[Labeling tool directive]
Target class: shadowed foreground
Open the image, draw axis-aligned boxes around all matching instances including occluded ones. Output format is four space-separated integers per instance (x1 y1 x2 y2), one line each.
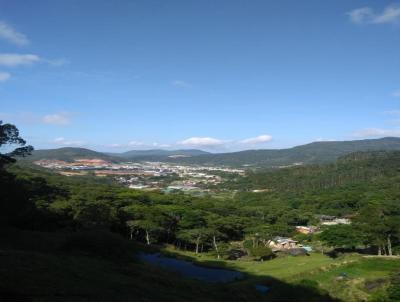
0 228 339 302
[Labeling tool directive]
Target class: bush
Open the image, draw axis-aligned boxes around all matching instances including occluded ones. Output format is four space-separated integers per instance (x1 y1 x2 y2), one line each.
242 239 254 250
248 245 274 260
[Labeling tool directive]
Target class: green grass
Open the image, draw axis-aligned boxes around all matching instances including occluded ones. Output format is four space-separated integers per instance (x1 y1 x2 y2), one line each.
301 257 400 302
162 247 400 302
162 247 345 279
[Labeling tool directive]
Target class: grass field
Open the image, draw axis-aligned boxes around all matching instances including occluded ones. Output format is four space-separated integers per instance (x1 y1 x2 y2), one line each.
162 247 400 302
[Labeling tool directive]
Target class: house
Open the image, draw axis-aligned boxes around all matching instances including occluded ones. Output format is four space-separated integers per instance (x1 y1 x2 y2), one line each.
267 237 298 251
316 215 351 226
321 218 351 226
295 226 316 234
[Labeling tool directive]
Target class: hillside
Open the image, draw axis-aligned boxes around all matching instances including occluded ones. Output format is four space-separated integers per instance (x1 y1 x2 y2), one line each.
24 147 121 163
223 150 400 193
22 137 400 168
166 137 400 167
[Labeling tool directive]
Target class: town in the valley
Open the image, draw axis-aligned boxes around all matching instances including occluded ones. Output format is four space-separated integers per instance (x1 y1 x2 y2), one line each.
34 158 245 194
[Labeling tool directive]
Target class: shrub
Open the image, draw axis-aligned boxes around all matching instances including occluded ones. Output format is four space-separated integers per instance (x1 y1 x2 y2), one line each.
248 245 274 260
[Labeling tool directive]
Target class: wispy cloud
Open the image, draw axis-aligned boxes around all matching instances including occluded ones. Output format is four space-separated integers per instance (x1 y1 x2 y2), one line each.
240 134 272 144
0 53 40 67
392 90 400 97
315 138 336 142
107 141 170 149
384 110 400 116
0 21 29 46
352 127 400 138
42 112 72 125
348 7 374 24
43 58 69 67
0 111 74 126
0 71 10 82
177 134 273 149
383 110 400 125
178 137 224 147
348 4 400 25
106 135 274 151
128 140 145 147
54 137 85 146
152 142 171 148
172 80 192 88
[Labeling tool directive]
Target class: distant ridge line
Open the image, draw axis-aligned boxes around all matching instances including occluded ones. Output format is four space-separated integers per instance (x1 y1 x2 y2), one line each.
25 137 400 168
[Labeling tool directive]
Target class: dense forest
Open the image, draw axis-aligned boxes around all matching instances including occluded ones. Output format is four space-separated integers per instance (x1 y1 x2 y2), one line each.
4 146 400 258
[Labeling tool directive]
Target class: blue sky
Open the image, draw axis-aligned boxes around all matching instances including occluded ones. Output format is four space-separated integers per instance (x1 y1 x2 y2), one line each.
1 0 400 152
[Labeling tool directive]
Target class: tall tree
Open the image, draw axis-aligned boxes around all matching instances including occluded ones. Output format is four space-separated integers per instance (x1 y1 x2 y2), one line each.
0 121 33 169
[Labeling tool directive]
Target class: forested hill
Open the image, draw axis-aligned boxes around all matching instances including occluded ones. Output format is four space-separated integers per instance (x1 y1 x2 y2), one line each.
224 150 400 192
24 147 122 162
24 148 209 163
165 137 400 167
23 137 400 168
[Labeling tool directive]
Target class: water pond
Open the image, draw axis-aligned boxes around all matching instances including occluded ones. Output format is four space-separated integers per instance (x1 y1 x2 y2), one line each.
138 252 244 283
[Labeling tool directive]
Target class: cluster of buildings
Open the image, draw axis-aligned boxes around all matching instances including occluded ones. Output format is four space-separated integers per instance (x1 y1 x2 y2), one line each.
265 215 353 254
294 215 352 236
34 158 244 193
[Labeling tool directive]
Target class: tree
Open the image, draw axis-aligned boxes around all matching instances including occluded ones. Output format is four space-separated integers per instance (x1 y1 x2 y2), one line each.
0 121 33 168
123 204 165 245
319 224 363 250
73 201 117 229
176 228 210 254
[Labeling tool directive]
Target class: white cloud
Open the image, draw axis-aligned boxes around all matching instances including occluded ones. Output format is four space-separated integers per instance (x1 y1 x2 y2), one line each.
178 137 224 147
0 21 29 46
43 58 69 67
384 110 400 116
0 112 74 125
0 53 40 67
42 113 71 125
348 4 400 25
373 5 400 24
152 142 171 148
108 141 171 149
352 128 400 138
383 110 400 125
0 71 10 82
128 140 145 147
240 134 272 144
172 80 192 88
348 7 374 24
392 90 400 97
108 143 123 148
315 138 336 142
108 141 145 148
53 137 85 146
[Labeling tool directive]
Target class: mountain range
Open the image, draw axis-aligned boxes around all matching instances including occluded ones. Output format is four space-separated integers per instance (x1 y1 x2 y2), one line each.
23 137 400 168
